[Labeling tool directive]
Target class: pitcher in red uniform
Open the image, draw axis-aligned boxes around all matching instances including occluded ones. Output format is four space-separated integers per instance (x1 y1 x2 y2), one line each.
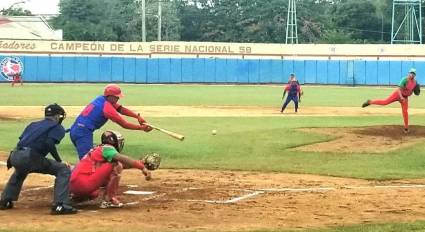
70 130 152 208
362 68 420 133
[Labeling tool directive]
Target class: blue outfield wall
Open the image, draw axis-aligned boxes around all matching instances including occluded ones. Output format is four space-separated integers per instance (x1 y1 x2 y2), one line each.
0 55 424 85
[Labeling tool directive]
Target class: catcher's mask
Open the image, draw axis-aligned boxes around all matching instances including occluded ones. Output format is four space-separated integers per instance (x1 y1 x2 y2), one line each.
101 130 125 152
45 103 66 124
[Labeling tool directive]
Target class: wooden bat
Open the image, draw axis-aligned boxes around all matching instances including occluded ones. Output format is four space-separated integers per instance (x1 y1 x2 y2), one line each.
145 124 185 141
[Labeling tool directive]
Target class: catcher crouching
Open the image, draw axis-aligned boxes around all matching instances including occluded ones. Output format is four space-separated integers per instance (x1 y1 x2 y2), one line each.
70 130 160 208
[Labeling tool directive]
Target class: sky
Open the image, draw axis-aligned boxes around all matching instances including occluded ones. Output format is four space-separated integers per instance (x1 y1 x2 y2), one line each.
0 0 59 15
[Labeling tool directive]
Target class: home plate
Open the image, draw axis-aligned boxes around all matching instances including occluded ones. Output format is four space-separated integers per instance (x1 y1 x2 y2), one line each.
124 190 155 195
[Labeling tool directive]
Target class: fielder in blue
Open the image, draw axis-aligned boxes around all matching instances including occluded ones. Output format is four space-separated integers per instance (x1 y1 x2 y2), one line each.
70 84 152 160
280 73 302 113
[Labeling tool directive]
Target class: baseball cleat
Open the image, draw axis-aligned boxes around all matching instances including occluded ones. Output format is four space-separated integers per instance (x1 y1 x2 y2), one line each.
100 198 123 209
362 100 370 108
0 199 13 210
51 203 78 215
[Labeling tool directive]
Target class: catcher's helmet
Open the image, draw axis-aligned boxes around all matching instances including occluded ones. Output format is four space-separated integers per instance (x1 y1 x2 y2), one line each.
101 130 125 152
45 103 66 124
104 84 124 98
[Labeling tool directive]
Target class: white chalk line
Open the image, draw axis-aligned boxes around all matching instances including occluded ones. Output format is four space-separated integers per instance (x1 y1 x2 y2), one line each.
124 201 140 206
186 185 425 204
186 190 264 204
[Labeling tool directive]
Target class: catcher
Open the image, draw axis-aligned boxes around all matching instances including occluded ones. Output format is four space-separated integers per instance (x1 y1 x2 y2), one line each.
69 130 161 208
362 68 420 133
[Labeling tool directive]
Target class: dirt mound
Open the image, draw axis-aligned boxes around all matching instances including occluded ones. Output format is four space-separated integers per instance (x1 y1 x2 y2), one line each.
356 125 425 138
293 125 425 153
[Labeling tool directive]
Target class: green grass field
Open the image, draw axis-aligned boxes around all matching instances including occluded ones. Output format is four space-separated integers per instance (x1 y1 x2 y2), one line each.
1 83 424 107
1 83 425 232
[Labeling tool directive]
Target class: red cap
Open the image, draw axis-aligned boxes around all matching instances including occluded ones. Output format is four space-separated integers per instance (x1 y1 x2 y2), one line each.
104 84 124 98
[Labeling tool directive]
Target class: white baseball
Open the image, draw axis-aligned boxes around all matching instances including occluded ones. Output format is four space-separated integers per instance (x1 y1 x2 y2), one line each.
212 129 217 135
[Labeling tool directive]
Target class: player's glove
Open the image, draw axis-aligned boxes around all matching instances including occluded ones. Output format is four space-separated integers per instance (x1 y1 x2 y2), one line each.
413 83 420 96
142 153 161 170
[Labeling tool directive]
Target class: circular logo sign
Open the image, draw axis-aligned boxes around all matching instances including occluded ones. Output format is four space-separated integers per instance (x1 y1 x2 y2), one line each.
1 57 24 81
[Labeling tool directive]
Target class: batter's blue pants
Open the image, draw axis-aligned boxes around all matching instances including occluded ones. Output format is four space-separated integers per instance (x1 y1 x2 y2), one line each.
70 126 94 160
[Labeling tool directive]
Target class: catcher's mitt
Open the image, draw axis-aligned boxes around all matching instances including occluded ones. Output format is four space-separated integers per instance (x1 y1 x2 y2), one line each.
413 83 420 96
142 153 161 170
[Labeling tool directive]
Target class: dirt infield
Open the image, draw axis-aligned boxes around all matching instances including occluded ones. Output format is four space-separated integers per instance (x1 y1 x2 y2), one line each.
2 164 425 232
2 105 425 119
2 106 425 231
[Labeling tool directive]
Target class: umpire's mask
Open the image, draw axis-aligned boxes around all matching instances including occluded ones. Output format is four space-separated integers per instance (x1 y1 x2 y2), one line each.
45 103 66 124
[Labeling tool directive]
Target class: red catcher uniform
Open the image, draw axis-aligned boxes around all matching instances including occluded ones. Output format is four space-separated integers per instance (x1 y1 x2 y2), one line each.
365 72 417 131
70 144 126 201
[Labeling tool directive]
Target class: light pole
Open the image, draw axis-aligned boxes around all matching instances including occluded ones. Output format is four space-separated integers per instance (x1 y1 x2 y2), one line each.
157 0 162 41
138 0 163 42
142 0 146 42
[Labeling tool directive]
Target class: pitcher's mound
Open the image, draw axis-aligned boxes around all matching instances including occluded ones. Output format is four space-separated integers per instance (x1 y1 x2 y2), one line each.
293 125 425 153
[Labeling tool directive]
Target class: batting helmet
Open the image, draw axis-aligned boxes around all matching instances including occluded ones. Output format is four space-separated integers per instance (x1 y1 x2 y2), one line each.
104 84 124 98
101 130 125 152
45 103 66 124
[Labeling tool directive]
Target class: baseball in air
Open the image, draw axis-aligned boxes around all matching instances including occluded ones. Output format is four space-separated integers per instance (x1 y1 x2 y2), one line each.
212 129 217 135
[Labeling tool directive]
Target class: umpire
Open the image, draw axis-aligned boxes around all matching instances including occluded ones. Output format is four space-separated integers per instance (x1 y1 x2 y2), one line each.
0 103 77 215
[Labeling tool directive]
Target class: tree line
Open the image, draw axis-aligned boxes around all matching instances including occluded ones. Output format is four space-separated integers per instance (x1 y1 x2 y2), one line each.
2 0 423 44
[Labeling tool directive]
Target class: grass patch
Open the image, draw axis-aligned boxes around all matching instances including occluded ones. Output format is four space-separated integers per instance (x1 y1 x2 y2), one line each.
0 83 423 108
1 115 425 180
1 84 425 180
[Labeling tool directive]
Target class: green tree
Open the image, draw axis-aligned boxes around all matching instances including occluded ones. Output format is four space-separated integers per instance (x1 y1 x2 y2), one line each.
329 0 382 43
144 0 181 41
52 0 398 43
53 0 181 42
0 7 32 16
52 0 116 41
319 29 360 44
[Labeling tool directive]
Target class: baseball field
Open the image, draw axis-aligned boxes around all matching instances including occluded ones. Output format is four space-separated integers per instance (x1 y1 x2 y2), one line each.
1 83 425 232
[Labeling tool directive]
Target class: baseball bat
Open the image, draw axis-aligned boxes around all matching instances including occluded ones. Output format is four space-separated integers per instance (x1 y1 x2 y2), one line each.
145 124 185 141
